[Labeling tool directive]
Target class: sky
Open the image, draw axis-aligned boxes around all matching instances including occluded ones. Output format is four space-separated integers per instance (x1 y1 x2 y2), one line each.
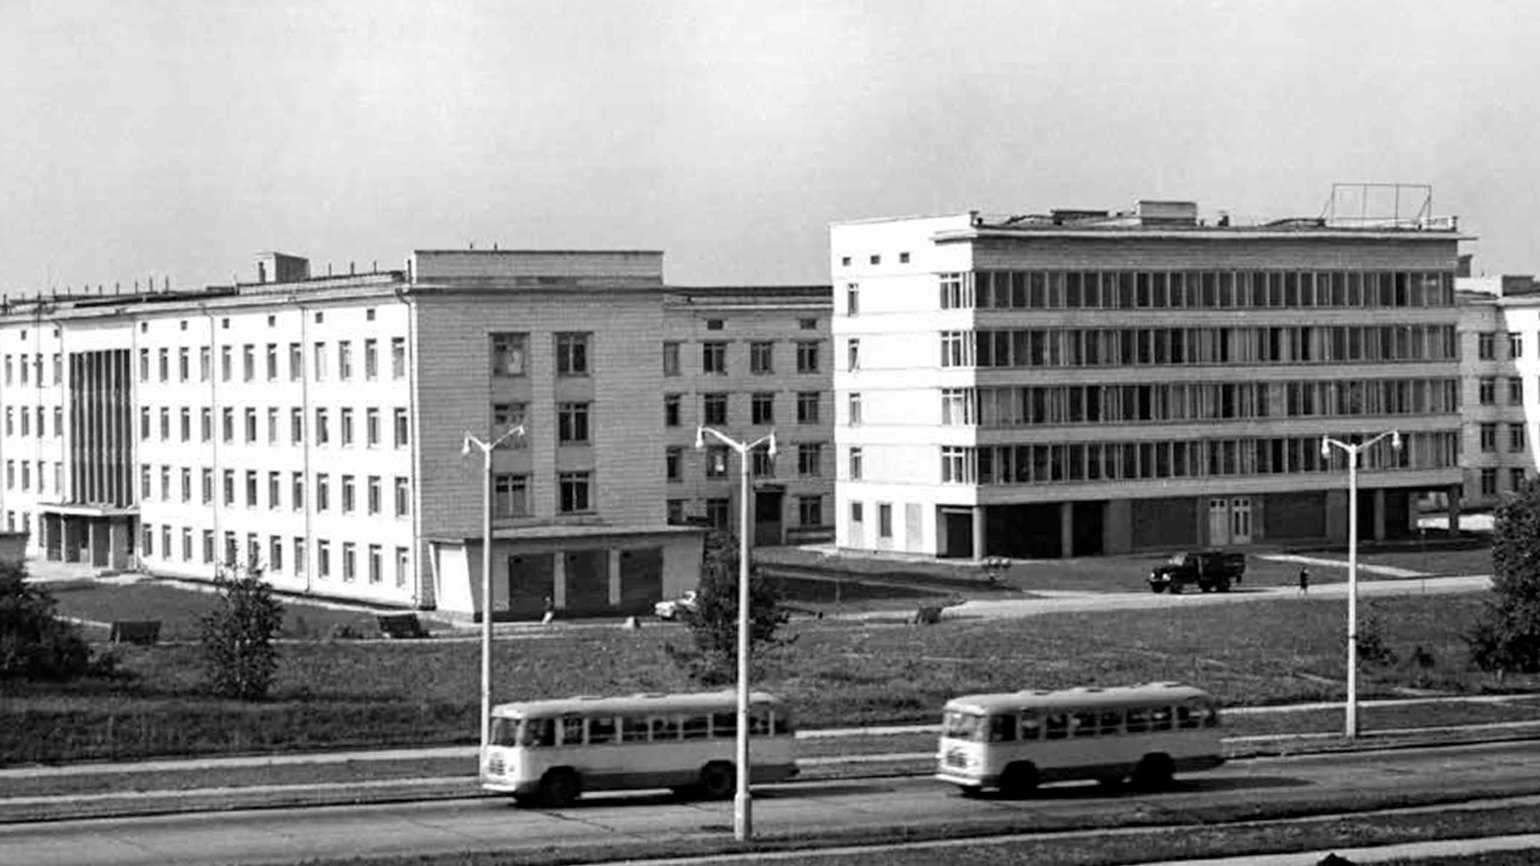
1 0 1537 294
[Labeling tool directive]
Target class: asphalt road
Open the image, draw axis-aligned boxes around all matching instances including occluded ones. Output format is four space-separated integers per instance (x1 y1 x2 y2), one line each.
5 740 1538 866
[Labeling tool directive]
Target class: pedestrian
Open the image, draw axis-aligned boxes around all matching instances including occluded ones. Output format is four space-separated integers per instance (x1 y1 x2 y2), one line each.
1297 566 1310 596
541 594 556 626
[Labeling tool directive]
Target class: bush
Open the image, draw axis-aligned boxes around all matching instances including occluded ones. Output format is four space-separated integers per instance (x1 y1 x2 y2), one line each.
665 530 793 686
200 565 285 700
0 559 96 683
1468 481 1540 676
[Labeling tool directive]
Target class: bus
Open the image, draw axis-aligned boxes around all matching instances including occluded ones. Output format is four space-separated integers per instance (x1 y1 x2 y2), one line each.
481 690 798 807
935 682 1223 796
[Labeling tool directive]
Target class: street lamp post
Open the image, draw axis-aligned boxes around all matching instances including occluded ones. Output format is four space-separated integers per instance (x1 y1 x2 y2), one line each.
1321 429 1401 740
463 423 527 763
695 424 777 842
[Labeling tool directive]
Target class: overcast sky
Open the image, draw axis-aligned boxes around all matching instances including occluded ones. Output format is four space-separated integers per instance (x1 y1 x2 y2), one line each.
1 0 1535 294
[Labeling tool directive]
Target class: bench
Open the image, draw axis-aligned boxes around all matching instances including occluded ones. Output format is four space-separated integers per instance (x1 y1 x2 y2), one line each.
109 620 161 645
377 613 429 639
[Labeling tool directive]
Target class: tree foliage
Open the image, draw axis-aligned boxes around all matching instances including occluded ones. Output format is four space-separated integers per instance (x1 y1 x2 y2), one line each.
1469 481 1540 675
200 565 285 700
665 530 792 686
0 559 96 683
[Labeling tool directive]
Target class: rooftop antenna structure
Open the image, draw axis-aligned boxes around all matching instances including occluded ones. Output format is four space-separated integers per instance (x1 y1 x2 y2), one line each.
1321 183 1434 229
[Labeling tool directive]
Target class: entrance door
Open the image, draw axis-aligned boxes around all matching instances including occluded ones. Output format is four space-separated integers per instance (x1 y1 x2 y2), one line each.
1229 497 1253 545
1207 498 1231 546
754 490 783 546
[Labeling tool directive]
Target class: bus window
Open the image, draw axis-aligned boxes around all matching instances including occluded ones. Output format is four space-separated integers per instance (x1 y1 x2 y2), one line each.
652 716 680 741
1125 707 1149 734
749 708 772 735
942 710 983 741
1176 705 1199 729
1098 709 1123 736
1071 710 1099 737
589 716 617 745
491 717 520 747
521 717 555 748
1150 706 1173 731
621 715 651 742
1204 704 1220 728
712 712 736 738
989 714 1016 742
771 710 793 736
560 716 585 745
1044 713 1069 740
1019 711 1042 741
682 714 710 740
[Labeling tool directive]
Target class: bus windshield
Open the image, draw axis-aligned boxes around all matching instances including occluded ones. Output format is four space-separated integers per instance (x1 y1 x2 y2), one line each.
490 716 556 748
942 709 984 741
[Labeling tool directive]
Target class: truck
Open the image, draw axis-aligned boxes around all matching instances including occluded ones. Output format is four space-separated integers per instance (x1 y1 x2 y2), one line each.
1147 551 1246 594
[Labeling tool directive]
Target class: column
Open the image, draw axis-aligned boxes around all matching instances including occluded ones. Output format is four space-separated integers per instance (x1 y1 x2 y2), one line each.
1059 502 1074 559
608 548 622 607
971 505 986 559
1372 489 1386 542
1447 484 1462 533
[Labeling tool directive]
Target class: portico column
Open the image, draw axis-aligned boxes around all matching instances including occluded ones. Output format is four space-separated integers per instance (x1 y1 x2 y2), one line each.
1373 489 1386 542
1059 502 1074 558
971 505 986 559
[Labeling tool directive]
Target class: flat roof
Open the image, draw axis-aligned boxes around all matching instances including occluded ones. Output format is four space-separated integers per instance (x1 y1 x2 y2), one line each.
945 683 1215 714
426 523 705 545
492 689 785 718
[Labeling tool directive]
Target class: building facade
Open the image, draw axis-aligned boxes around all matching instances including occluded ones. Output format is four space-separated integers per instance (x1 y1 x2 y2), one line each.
0 251 828 616
1452 274 1539 510
830 201 1467 559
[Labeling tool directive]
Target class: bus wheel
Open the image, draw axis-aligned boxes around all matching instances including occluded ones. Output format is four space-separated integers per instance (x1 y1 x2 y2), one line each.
699 761 736 800
1132 754 1175 791
998 762 1038 798
539 768 582 807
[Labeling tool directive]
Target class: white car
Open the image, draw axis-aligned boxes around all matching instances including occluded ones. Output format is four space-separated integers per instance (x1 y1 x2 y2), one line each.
653 590 698 621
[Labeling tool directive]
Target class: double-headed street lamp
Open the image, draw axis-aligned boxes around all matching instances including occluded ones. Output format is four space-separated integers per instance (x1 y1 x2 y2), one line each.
1321 429 1401 740
694 424 776 842
463 423 527 761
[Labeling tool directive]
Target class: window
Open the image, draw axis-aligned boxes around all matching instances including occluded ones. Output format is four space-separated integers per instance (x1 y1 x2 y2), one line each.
198 345 211 381
137 349 148 382
1480 378 1497 406
493 473 529 518
798 495 823 526
179 408 191 441
394 476 411 517
555 332 590 375
941 388 976 425
662 341 680 376
391 337 407 378
941 446 974 482
1481 467 1498 497
366 408 381 446
269 471 281 509
340 408 355 446
318 540 331 580
266 344 278 380
1511 331 1524 359
848 446 863 480
847 338 860 371
315 408 330 445
667 499 686 524
339 474 355 513
138 407 149 440
664 394 681 427
394 408 409 447
492 403 526 444
846 282 859 315
202 530 215 564
799 317 818 330
868 254 880 265
705 318 724 331
221 408 234 443
797 391 820 424
182 528 193 561
705 446 729 478
289 342 303 380
1510 423 1528 452
222 469 235 505
796 341 820 373
1510 377 1525 405
750 341 774 374
245 470 258 507
220 345 232 381
1512 468 1528 494
666 447 682 482
557 402 590 443
270 536 284 573
202 468 213 503
878 503 892 538
706 497 730 529
396 547 409 587
702 341 727 374
267 407 278 443
703 393 728 425
291 407 304 444
1478 332 1496 360
313 341 327 380
752 448 775 478
899 251 910 264
178 347 190 381
367 475 382 514
242 344 255 381
752 392 775 425
368 545 382 584
292 472 305 510
338 340 352 380
181 468 192 502
244 407 257 442
491 332 527 376
295 538 308 576
847 392 862 425
798 443 822 476
364 339 378 380
559 471 592 513
316 473 330 511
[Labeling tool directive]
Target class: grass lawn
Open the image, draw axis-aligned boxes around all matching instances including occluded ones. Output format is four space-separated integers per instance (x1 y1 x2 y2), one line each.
6 587 1536 766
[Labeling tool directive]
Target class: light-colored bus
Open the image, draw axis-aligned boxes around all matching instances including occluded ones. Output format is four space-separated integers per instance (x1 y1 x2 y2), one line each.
936 682 1223 796
481 690 798 806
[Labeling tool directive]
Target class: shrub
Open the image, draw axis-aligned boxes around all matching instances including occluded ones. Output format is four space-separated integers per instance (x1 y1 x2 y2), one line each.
1468 480 1540 676
1357 609 1396 667
0 559 96 683
665 530 793 686
200 565 285 700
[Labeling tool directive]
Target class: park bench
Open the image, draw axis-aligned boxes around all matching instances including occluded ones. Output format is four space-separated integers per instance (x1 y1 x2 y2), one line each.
109 620 161 645
377 613 429 639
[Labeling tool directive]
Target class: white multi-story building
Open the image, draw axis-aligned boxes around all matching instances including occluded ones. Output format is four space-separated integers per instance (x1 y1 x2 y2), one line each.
830 200 1467 559
1453 272 1538 509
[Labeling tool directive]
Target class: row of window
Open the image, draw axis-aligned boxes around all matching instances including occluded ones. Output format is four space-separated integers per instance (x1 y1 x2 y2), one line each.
138 466 413 516
666 443 824 481
139 525 409 588
136 405 411 449
494 708 791 749
1 405 62 439
489 332 590 377
664 391 822 428
927 433 1459 485
3 460 59 494
662 340 823 377
1477 422 1529 454
935 379 1462 427
1 353 62 387
1477 377 1527 406
665 494 826 530
838 251 910 269
932 270 1455 311
939 325 1459 369
942 703 1218 743
1476 467 1531 498
126 338 408 386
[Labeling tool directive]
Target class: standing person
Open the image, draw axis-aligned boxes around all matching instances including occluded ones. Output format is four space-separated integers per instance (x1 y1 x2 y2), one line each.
1297 566 1310 596
541 594 556 625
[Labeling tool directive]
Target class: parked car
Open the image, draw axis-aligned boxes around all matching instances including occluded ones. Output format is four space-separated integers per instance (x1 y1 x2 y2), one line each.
653 590 698 620
1148 551 1245 594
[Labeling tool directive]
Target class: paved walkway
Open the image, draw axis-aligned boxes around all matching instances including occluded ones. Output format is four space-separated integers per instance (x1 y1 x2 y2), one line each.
1139 833 1540 865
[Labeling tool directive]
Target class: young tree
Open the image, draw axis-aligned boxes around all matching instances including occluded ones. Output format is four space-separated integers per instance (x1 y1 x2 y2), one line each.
200 564 285 700
665 530 792 686
1468 480 1540 676
0 559 94 682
